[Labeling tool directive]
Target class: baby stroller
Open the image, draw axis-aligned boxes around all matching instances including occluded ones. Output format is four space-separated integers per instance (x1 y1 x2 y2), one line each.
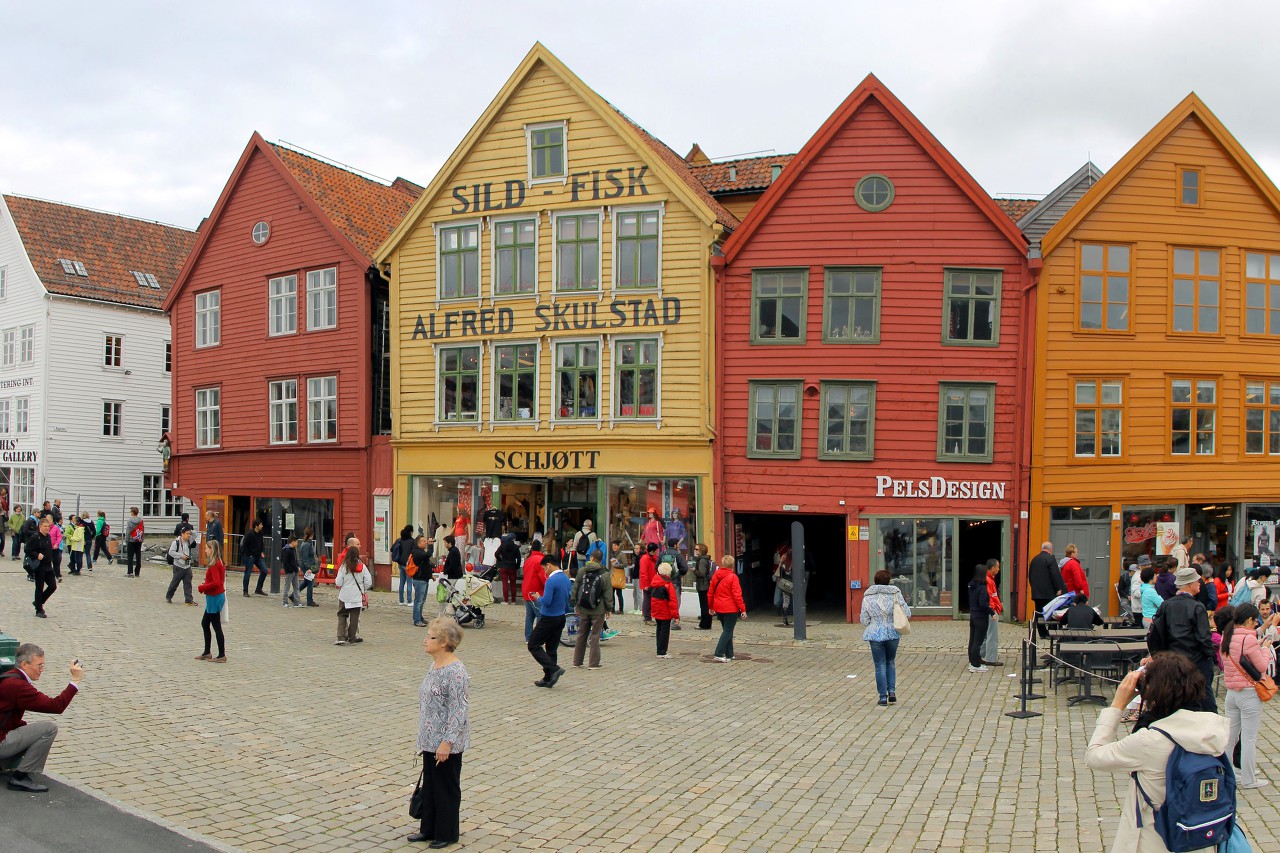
436 568 495 628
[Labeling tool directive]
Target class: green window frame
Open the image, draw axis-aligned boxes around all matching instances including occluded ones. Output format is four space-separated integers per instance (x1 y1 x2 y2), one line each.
615 210 660 290
528 124 565 181
493 219 537 296
493 343 537 422
823 268 880 343
555 214 600 293
1244 380 1280 456
819 382 875 460
751 269 807 344
1079 243 1130 331
943 269 1001 345
1172 247 1219 334
555 341 599 420
614 337 659 419
1245 252 1280 337
937 383 994 463
438 346 480 423
748 381 801 459
439 224 480 300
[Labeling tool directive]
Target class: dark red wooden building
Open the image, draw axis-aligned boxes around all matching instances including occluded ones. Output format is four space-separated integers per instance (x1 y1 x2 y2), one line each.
163 134 419 585
713 76 1032 621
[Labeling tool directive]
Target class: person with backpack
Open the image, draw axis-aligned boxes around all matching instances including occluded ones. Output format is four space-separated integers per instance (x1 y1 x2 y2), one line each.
658 538 688 630
64 516 85 575
165 528 196 605
280 535 302 608
569 519 597 575
124 507 144 577
393 525 415 609
1085 651 1232 852
297 526 319 607
692 543 714 630
570 557 611 669
92 511 112 566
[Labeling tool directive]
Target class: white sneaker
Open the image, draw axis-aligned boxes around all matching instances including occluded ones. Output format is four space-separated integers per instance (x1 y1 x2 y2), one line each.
714 656 730 662
967 664 989 673
1242 779 1271 789
282 602 291 608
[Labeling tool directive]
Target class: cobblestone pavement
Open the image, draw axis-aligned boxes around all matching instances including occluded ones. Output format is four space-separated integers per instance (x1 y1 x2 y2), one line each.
3 563 1279 852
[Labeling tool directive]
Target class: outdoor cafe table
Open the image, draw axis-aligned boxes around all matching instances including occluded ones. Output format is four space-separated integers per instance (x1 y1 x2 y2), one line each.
1057 641 1149 705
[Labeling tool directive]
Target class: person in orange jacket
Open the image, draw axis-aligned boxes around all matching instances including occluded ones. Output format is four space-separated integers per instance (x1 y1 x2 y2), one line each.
650 564 680 659
980 558 1004 667
708 555 747 662
639 542 659 625
1061 544 1089 598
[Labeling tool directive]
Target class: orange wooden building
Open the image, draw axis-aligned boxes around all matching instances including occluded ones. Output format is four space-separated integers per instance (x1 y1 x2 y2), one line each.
1030 94 1280 613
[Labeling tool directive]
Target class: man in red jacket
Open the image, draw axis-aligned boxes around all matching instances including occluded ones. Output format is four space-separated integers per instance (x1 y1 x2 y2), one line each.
0 644 82 792
639 542 659 626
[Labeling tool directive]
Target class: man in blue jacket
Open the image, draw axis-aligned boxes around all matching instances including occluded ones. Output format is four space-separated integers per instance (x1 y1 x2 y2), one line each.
528 555 570 688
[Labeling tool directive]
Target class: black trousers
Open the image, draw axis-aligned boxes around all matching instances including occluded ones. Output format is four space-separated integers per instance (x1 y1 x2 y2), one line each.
34 570 56 613
201 611 225 657
1197 658 1217 713
418 751 462 844
528 615 565 678
126 540 142 575
655 619 671 655
1032 597 1052 639
697 588 711 629
51 550 62 577
968 614 989 667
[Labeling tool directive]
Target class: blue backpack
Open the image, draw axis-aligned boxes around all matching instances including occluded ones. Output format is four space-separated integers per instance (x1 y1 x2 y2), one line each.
1132 727 1236 852
1230 582 1252 606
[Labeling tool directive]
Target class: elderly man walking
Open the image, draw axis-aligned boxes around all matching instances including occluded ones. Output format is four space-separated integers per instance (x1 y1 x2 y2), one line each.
1148 565 1217 712
1027 541 1064 639
0 644 83 792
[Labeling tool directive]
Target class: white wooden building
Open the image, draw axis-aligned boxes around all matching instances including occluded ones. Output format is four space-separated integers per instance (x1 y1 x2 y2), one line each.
0 194 197 529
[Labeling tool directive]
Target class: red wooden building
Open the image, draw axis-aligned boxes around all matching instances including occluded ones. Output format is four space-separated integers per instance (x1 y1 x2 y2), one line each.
163 134 419 585
713 76 1032 621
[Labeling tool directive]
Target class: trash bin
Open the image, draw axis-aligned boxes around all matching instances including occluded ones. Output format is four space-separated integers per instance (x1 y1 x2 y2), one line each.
0 632 18 674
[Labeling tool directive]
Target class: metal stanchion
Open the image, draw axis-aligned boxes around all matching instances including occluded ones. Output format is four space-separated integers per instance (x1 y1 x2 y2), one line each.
1006 637 1043 719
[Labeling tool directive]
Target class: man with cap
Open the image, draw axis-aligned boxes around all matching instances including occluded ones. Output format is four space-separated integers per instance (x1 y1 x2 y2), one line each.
1147 564 1216 712
528 554 570 688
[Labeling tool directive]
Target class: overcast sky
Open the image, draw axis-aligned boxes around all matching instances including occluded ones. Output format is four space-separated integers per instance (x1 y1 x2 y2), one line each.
4 1 1280 229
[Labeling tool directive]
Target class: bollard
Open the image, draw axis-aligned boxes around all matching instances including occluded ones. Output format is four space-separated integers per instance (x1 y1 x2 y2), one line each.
1006 638 1043 719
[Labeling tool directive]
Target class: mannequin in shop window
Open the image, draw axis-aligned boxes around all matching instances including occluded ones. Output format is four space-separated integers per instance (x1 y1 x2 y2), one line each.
665 511 688 555
641 510 663 549
452 513 471 545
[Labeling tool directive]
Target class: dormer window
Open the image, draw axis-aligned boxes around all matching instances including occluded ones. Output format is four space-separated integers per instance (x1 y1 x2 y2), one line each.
526 121 567 183
131 271 160 289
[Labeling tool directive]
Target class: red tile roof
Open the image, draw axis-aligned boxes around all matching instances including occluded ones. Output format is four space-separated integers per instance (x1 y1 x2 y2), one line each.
4 195 197 310
269 144 421 260
993 198 1039 222
690 154 797 195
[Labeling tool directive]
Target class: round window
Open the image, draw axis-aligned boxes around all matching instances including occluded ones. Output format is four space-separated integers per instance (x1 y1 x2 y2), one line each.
251 221 271 245
855 174 894 212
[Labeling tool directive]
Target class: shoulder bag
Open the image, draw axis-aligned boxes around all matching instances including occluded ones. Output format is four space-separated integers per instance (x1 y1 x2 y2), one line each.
892 591 912 635
1226 640 1277 702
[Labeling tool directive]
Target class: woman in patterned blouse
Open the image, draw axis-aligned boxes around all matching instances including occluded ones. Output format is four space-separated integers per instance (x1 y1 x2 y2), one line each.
407 617 470 848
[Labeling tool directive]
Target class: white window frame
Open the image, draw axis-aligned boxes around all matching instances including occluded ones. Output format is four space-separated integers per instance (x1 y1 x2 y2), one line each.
10 467 34 508
195 290 221 348
268 379 298 444
551 336 604 427
1 328 14 368
0 399 9 434
160 404 170 436
525 120 568 186
195 387 220 448
103 333 123 368
306 267 338 331
307 375 338 443
142 474 162 517
490 340 541 426
102 400 123 439
435 220 482 303
268 275 298 337
0 266 6 299
434 344 483 427
19 326 33 364
550 209 603 296
610 203 665 294
15 397 28 434
609 334 662 425
489 215 539 300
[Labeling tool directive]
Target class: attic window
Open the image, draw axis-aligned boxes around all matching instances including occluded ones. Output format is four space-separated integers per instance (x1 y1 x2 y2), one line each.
73 261 87 276
252 221 271 245
58 258 76 275
132 271 160 289
855 174 895 213
770 165 783 182
727 165 737 182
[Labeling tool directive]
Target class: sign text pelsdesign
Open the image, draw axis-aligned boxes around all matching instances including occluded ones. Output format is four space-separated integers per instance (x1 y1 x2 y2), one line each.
874 475 1007 501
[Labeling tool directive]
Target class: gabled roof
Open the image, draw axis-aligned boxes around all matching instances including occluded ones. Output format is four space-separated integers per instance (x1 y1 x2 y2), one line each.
722 74 1027 264
376 42 736 263
4 194 196 310
1042 94 1280 256
1016 161 1102 231
691 154 797 195
165 133 418 312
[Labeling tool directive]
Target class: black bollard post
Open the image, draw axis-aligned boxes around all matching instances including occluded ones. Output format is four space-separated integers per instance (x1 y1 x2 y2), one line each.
1007 638 1043 719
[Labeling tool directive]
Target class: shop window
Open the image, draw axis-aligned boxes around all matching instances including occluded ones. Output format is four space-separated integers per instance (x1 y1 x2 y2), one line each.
1 328 13 366
1244 380 1280 455
438 346 481 423
1247 507 1280 571
613 337 658 419
555 341 599 420
823 268 879 343
1079 243 1129 331
1244 252 1280 336
752 269 807 343
307 376 337 442
1170 378 1216 456
195 290 220 348
269 379 298 444
819 382 874 459
103 334 123 368
1121 507 1179 566
555 214 600 293
944 269 1001 345
0 400 8 434
268 275 297 336
493 219 537 296
439 223 480 300
527 122 566 183
1178 166 1202 207
606 477 697 555
15 397 28 434
748 381 801 459
494 343 537 422
877 518 951 609
410 477 486 552
102 400 123 438
614 209 661 290
1073 379 1123 457
19 326 33 364
10 466 34 508
937 383 993 462
306 267 337 330
195 387 220 448
1172 247 1219 333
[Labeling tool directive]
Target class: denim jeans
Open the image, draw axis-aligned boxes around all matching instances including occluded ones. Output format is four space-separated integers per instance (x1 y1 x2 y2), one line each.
399 566 413 604
714 612 739 659
869 638 900 699
242 556 267 593
524 599 540 642
299 575 316 604
411 578 429 624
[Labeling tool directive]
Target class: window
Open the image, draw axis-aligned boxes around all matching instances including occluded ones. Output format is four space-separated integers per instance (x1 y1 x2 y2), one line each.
195 291 220 348
307 376 337 442
439 224 480 300
614 209 660 290
10 467 34 508
823 268 879 343
131 271 159 289
527 122 566 182
855 174 894 212
103 334 123 368
555 341 599 420
0 400 8 434
1073 379 1123 458
555 214 600 293
493 220 537 296
1244 253 1280 336
1170 378 1216 456
251 221 270 245
1244 380 1280 456
102 401 123 438
1 329 14 367
164 341 171 373
164 486 185 517
944 269 1001 345
493 344 537 421
0 266 6 298
142 474 162 517
1172 248 1219 333
938 384 993 462
819 382 875 459
268 379 298 444
306 267 337 330
195 388 220 448
748 381 801 459
1079 244 1130 331
268 275 297 336
751 269 807 343
19 326 33 364
1179 167 1202 207
438 346 481 422
15 398 28 434
58 259 86 276
614 338 659 419
160 405 170 436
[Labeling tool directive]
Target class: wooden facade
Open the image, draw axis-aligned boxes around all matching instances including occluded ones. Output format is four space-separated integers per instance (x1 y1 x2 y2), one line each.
1031 94 1280 613
715 76 1030 621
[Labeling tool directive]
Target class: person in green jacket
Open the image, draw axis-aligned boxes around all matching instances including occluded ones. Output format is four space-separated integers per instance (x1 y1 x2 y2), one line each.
7 505 25 560
569 559 612 669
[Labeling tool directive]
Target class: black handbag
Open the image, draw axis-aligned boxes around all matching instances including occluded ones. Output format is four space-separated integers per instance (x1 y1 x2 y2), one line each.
408 763 425 819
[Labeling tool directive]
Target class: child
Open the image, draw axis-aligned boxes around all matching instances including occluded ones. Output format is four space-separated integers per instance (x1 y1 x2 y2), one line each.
281 536 301 607
650 563 679 659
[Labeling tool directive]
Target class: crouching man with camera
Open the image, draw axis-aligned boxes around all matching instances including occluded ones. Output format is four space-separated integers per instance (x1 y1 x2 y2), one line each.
0 644 83 792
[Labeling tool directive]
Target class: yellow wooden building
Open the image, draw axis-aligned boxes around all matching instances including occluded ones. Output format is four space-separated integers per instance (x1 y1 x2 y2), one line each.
1030 93 1280 613
376 43 736 559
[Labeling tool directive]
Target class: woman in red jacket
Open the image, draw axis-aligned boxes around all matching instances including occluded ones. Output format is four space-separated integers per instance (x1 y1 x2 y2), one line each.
1060 544 1089 598
196 541 228 663
650 564 680 659
708 555 747 662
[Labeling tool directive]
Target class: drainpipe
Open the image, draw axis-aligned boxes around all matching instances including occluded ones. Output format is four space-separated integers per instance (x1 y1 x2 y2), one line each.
711 251 727 557
1016 256 1042 620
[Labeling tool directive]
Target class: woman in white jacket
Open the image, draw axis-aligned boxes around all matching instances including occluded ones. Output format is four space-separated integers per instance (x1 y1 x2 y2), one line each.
1085 651 1230 852
334 539 372 646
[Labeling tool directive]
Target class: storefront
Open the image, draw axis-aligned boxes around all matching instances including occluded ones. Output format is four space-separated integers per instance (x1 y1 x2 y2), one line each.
0 438 38 512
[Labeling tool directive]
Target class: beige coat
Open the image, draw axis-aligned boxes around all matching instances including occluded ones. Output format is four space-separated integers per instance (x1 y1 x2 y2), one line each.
1086 706 1229 852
